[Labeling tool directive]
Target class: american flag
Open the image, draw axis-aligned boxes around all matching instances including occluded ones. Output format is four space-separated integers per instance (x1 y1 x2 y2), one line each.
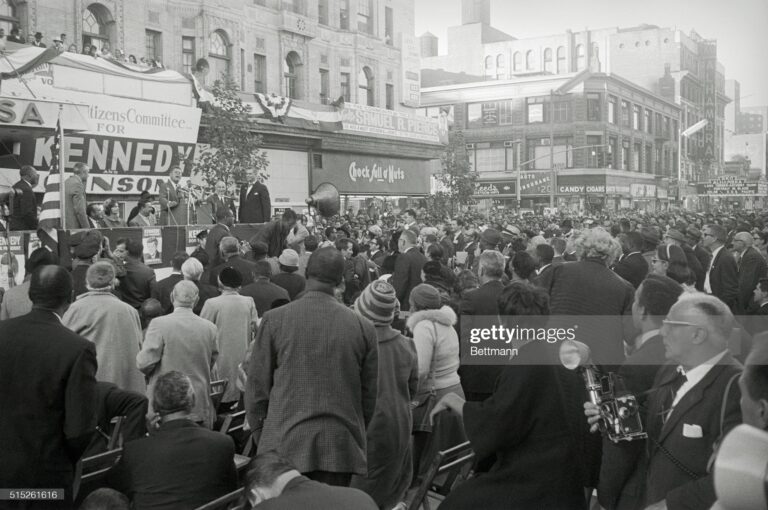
37 116 63 250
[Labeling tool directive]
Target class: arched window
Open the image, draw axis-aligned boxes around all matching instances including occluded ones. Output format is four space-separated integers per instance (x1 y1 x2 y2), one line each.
496 54 505 68
556 46 566 73
525 50 534 70
484 55 493 70
208 30 231 83
543 48 553 73
82 3 114 52
513 51 521 71
0 0 18 35
283 51 302 99
576 44 585 70
358 66 374 106
496 54 505 79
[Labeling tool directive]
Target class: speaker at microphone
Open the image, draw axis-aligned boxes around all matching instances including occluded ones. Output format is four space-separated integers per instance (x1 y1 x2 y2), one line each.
306 182 340 217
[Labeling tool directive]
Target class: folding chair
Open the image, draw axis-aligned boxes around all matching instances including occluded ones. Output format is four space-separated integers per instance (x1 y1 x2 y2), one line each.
402 441 475 510
210 380 228 410
107 415 124 450
193 488 245 510
72 447 123 500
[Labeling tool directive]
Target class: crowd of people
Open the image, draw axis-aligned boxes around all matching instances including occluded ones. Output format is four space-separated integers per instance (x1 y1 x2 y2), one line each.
1 201 768 509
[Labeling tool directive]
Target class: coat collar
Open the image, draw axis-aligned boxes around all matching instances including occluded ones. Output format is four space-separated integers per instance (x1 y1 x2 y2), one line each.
158 418 201 432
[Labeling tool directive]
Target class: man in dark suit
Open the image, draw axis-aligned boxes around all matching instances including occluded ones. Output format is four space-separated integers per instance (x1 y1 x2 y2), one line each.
108 371 237 509
83 381 148 458
391 229 426 312
151 251 189 314
240 260 290 316
733 231 768 314
205 207 235 268
208 236 256 287
686 227 711 277
458 250 506 402
241 453 377 509
119 238 157 309
532 242 558 289
158 166 192 226
612 231 649 289
551 237 567 265
205 180 236 223
0 266 98 506
6 165 38 230
239 168 271 224
702 224 739 312
64 162 90 229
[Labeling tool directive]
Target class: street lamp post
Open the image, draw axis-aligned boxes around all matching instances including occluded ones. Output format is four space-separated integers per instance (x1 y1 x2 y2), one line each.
678 119 709 206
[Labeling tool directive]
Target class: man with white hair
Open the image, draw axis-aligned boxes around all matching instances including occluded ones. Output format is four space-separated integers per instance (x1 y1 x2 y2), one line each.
63 261 145 394
137 281 219 428
209 236 257 288
732 231 767 314
181 257 220 315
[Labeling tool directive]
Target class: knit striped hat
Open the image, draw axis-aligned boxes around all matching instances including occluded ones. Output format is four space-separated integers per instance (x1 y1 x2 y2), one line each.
355 280 399 326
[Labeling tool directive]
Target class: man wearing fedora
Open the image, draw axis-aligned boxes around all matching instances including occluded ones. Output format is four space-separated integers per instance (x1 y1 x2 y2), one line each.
271 249 306 300
664 228 704 290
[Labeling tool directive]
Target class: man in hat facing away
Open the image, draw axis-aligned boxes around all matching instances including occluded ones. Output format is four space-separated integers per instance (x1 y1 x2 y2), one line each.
246 247 378 487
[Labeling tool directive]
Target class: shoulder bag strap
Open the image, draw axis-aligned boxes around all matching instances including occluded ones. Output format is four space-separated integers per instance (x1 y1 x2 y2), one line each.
428 322 438 395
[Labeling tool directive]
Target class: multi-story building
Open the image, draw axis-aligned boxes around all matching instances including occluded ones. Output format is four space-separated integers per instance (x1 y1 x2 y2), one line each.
8 0 442 210
738 106 768 134
420 0 729 186
420 70 681 213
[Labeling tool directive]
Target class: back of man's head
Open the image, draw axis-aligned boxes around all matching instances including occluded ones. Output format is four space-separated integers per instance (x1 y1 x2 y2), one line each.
25 247 58 274
172 279 199 308
401 229 417 247
535 243 554 265
125 238 143 258
220 236 240 258
253 260 273 279
29 265 72 310
86 261 116 290
80 488 130 510
153 371 195 416
306 246 344 286
625 231 644 253
550 237 566 256
139 298 163 327
172 251 190 271
244 453 297 503
304 236 318 253
181 257 204 281
706 224 728 244
478 250 505 279
638 274 684 319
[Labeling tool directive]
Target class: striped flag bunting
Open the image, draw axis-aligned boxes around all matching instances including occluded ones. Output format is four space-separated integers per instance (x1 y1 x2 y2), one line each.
37 116 63 251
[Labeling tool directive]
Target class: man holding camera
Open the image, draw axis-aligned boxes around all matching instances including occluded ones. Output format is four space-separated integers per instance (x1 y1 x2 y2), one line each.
586 292 742 510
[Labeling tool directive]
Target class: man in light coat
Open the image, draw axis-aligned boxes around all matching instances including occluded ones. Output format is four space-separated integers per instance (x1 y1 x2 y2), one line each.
137 280 219 428
64 261 146 394
245 247 378 487
200 267 259 408
64 162 89 229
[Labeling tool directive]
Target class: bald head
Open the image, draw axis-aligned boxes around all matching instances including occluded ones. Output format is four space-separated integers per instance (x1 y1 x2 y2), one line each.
29 265 73 311
662 293 733 368
171 280 199 308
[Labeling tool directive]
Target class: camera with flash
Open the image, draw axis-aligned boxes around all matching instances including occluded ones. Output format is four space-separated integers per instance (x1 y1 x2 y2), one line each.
560 339 647 443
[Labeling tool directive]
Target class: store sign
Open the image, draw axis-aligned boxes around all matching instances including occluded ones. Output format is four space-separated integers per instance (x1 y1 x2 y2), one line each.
313 153 430 195
698 176 768 196
342 102 441 144
657 187 668 199
557 174 606 194
519 172 552 195
400 34 421 108
474 180 515 196
699 40 717 163
606 185 631 194
631 183 657 198
558 184 605 193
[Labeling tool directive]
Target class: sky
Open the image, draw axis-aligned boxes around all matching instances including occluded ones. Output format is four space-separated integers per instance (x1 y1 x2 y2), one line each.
414 0 768 107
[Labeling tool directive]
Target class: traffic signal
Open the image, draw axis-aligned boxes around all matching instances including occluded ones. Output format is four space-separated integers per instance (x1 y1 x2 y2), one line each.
606 151 614 169
596 151 605 168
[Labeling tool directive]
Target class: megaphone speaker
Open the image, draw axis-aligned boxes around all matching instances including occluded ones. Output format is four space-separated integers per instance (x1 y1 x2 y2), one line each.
306 182 340 217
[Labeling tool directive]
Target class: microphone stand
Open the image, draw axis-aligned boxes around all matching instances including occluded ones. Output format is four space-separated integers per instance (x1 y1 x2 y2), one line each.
1 202 16 288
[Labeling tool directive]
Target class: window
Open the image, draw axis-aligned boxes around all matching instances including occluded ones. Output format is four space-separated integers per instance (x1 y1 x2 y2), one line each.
645 109 652 133
655 146 662 174
525 50 534 70
608 95 617 124
253 54 266 93
358 66 374 106
633 143 641 171
498 100 514 125
319 0 329 25
587 93 601 121
384 7 393 45
526 137 573 169
645 145 653 173
182 36 195 75
340 0 350 29
319 69 329 104
527 97 545 124
673 119 679 141
552 101 571 123
556 46 566 73
621 139 629 170
82 4 113 52
284 51 302 99
496 54 505 80
632 105 641 130
0 0 18 35
145 30 161 63
663 117 671 139
473 143 505 173
586 135 602 168
655 112 663 136
576 44 585 70
282 0 305 15
208 30 231 83
543 48 553 73
513 52 521 71
467 103 482 128
466 102 500 128
484 55 493 71
608 137 618 169
340 72 351 101
386 84 394 110
358 0 373 34
621 100 631 128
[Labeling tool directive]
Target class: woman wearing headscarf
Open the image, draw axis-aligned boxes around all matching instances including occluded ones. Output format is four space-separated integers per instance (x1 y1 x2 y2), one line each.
406 283 465 485
350 281 418 509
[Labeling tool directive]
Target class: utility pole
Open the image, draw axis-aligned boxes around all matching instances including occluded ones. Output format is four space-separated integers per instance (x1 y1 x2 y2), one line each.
549 89 555 208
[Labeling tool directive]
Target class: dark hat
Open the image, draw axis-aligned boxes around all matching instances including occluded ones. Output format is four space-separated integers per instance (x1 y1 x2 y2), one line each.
306 246 344 286
34 32 42 39
409 283 441 310
249 239 268 257
665 228 686 243
195 229 208 240
74 230 103 259
355 280 398 326
640 226 660 245
686 227 702 242
480 228 501 247
69 231 86 247
218 266 243 288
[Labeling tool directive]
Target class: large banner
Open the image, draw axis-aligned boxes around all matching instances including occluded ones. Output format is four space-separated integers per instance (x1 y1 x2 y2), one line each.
313 153 431 195
341 103 442 144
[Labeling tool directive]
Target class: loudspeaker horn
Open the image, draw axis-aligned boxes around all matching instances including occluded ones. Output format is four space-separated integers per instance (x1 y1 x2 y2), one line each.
306 182 340 217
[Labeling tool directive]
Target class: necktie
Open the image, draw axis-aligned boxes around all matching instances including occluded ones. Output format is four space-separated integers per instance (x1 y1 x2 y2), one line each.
661 369 687 424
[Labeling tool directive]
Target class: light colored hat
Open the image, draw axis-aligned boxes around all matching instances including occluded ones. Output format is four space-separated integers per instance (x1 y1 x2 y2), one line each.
278 249 299 267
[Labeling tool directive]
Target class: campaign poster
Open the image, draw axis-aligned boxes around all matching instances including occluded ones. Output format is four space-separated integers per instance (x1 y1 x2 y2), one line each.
27 232 42 255
142 227 162 266
186 226 206 255
0 233 25 289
